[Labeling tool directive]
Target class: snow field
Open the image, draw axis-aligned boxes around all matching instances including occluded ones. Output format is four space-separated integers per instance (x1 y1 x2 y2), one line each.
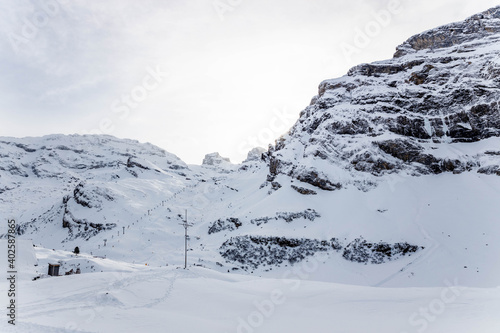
0 264 499 333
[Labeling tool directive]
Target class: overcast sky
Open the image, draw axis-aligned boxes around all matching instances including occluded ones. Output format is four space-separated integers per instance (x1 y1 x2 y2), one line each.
1 0 498 164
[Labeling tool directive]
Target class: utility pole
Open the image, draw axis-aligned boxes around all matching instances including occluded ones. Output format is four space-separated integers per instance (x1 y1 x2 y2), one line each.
179 209 193 269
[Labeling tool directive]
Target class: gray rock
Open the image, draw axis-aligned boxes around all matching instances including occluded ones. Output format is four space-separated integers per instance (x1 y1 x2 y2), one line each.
202 152 231 166
264 6 500 189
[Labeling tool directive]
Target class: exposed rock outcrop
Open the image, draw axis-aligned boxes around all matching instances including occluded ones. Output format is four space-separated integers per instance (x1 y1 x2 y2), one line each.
265 6 500 190
342 237 423 264
220 235 342 269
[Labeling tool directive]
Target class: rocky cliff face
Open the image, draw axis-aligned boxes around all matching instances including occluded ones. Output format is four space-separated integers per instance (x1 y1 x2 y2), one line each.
266 6 500 191
394 7 500 57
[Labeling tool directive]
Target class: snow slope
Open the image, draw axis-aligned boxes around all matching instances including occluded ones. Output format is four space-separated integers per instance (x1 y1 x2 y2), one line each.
1 135 499 290
0 259 499 333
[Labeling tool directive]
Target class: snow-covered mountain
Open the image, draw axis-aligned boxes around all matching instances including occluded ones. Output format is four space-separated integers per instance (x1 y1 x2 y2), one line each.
266 6 500 192
0 134 193 239
1 6 500 293
1 7 500 333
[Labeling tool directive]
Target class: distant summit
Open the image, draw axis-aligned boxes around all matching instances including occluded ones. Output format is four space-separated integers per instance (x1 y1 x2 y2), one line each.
202 152 231 166
243 147 266 163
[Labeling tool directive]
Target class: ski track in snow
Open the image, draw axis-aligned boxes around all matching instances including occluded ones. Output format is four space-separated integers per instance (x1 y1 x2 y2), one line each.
373 200 440 287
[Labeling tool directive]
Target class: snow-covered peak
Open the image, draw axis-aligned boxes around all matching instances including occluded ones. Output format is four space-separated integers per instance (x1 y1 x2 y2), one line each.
266 8 500 192
202 152 231 166
243 147 266 163
0 134 188 179
394 5 500 57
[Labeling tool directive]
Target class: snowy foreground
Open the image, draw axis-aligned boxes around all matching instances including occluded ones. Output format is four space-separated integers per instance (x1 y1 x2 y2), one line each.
1 246 499 333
